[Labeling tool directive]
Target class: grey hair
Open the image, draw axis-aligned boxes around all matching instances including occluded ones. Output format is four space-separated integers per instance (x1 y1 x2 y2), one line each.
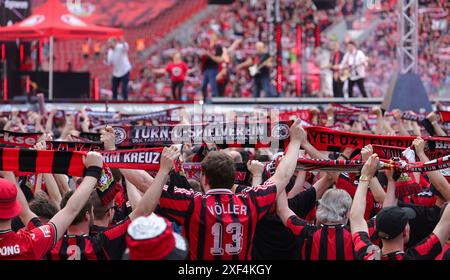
316 189 352 224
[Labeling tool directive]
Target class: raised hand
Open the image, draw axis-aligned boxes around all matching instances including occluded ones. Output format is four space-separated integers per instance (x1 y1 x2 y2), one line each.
160 145 180 172
361 145 373 162
361 154 379 179
84 151 104 168
247 160 265 177
100 126 116 151
289 118 307 145
412 137 426 155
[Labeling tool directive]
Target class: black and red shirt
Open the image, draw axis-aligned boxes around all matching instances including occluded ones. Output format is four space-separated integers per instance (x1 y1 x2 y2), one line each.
400 189 437 208
47 218 131 260
0 218 57 260
286 215 354 260
353 231 442 260
216 62 229 84
157 180 277 260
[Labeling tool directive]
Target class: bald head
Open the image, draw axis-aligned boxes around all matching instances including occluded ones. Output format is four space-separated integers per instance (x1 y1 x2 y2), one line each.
256 42 265 53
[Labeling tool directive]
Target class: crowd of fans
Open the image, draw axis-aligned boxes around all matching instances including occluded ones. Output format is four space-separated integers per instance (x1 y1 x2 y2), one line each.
125 0 448 100
0 102 449 260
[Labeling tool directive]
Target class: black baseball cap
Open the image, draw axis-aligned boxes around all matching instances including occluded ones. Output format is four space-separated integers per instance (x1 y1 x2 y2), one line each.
375 206 416 240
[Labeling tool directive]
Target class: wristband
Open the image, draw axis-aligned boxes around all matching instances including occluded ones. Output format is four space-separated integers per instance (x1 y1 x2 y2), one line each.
431 120 438 125
359 175 371 182
84 166 102 180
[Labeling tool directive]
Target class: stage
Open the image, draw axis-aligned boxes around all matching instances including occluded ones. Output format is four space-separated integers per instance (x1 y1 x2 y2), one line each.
1 97 448 114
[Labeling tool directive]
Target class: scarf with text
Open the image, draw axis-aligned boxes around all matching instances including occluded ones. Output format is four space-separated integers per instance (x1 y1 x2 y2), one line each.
112 121 292 149
304 126 450 153
0 130 42 148
46 141 104 151
371 144 448 161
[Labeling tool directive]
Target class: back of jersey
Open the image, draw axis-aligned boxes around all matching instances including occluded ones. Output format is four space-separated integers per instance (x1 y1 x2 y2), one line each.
188 191 256 260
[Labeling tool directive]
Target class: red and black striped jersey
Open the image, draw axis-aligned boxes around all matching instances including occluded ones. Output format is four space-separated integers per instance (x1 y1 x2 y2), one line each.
286 215 354 260
353 231 442 260
157 180 277 260
435 242 450 260
0 219 57 260
400 189 437 208
47 218 131 260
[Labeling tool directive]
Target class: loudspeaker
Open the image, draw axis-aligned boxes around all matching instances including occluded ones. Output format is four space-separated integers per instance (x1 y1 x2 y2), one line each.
313 0 336 10
208 0 234 4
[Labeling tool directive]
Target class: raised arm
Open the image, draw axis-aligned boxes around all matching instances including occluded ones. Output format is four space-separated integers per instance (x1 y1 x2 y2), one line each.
427 112 447 137
301 140 330 160
350 154 379 235
392 109 410 136
53 174 71 196
369 176 386 205
152 68 166 75
313 172 336 199
372 107 385 135
414 137 450 200
0 171 37 225
35 140 62 205
43 174 62 207
49 152 103 240
45 109 56 134
247 160 265 186
124 179 143 211
104 48 113 65
270 119 304 195
360 145 386 204
287 170 306 199
432 202 450 247
236 58 253 70
128 146 180 220
276 190 296 227
382 171 398 208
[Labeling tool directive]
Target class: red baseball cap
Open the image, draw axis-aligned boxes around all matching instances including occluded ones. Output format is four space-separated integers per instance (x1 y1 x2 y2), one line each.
125 214 188 260
0 178 22 219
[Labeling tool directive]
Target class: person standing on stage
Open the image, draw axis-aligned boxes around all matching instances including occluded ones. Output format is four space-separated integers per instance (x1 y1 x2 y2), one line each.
236 42 274 98
104 38 132 101
340 41 368 98
200 35 223 103
153 51 194 101
330 42 345 98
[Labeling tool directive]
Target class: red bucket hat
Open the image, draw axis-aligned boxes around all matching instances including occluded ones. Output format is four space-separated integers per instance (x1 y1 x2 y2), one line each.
0 178 22 219
125 214 188 260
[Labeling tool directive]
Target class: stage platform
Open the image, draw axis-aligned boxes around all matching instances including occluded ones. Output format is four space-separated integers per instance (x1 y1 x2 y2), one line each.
1 97 449 114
